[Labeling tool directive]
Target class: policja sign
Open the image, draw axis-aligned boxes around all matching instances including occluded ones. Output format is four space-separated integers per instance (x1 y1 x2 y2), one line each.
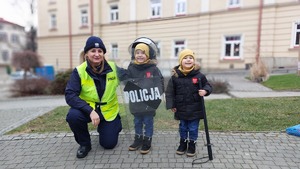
123 80 162 109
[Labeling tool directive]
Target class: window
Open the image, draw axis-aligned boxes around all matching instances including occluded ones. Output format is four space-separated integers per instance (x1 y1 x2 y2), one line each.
292 22 300 47
11 34 20 44
228 0 241 8
110 5 119 22
151 0 161 18
154 41 161 58
49 0 56 4
173 40 186 58
111 44 118 59
2 50 9 62
222 35 242 59
175 0 186 15
49 13 57 29
80 9 89 27
0 32 8 42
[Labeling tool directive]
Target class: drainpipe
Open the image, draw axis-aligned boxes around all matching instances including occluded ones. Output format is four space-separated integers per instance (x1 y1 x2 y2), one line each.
68 0 73 68
256 0 263 63
298 34 300 75
90 0 94 35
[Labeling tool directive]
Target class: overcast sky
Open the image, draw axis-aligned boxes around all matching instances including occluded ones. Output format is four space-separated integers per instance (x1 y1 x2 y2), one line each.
0 0 37 30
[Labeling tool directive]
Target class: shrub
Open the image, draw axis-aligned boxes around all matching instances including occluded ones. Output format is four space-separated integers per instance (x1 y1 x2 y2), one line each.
10 78 51 97
48 69 72 95
208 78 230 94
250 59 269 82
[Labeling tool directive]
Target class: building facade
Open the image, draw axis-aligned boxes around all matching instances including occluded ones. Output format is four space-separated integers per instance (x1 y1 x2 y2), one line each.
37 0 300 75
0 18 27 76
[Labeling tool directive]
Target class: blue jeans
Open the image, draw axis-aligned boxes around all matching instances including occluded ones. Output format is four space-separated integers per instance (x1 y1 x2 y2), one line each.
179 118 200 141
134 115 154 137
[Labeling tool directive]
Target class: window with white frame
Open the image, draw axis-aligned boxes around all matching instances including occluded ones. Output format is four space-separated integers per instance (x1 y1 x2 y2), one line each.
228 0 241 8
11 34 20 44
0 32 7 42
49 13 57 29
223 35 242 58
151 0 161 18
80 9 89 27
292 22 300 47
110 5 119 22
111 44 118 59
2 50 9 62
175 0 186 15
49 0 56 4
173 40 186 58
154 41 161 58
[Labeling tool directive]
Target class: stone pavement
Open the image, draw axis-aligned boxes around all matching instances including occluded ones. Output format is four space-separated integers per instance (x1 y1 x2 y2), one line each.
0 71 300 168
0 131 299 169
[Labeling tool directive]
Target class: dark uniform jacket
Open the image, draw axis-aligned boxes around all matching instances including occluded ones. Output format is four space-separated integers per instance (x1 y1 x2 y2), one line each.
165 64 212 120
65 60 127 118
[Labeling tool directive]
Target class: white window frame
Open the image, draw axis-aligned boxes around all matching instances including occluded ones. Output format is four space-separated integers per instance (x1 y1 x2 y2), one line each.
49 13 57 29
80 8 89 27
150 0 161 18
1 50 9 62
175 0 186 15
11 34 20 44
228 0 241 8
111 43 118 59
291 22 300 47
154 41 161 58
0 32 8 42
173 40 186 58
222 35 242 59
48 0 56 4
110 5 119 22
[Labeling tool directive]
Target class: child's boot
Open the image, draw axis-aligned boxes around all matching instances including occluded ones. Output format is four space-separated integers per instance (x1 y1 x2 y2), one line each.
186 140 196 157
140 136 152 154
129 134 143 151
176 138 188 155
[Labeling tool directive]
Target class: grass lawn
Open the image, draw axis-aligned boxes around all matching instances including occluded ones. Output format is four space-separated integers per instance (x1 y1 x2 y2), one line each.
262 73 300 91
7 97 300 134
6 73 300 135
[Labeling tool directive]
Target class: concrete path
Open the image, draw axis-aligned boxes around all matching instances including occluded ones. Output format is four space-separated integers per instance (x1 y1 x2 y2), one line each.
0 72 299 169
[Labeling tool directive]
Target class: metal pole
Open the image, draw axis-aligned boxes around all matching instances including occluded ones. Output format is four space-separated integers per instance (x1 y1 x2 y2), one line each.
203 106 213 160
198 78 213 161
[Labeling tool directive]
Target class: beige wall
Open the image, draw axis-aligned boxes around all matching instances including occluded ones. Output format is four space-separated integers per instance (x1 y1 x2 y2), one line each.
37 0 300 73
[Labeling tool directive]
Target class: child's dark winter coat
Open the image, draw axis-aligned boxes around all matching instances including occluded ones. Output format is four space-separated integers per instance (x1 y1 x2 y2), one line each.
165 64 212 120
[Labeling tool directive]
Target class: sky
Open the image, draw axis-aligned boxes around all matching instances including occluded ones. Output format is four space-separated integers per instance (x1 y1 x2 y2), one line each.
0 0 37 30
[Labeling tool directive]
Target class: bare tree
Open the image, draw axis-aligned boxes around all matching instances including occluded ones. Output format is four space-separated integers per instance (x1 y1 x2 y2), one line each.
11 0 37 51
11 50 42 79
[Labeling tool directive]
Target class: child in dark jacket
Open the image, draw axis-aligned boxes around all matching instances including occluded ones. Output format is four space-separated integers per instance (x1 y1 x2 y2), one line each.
165 49 212 157
124 37 164 154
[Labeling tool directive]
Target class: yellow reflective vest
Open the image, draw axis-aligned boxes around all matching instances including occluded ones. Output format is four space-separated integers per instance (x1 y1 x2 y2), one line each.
76 61 119 121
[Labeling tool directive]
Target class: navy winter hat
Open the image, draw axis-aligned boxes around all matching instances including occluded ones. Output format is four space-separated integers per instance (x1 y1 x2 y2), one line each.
84 36 106 54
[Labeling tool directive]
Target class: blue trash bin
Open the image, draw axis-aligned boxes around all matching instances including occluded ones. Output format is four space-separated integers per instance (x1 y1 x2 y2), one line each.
35 65 55 81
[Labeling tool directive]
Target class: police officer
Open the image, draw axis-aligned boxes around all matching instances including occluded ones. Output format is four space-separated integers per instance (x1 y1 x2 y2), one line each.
65 36 125 158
